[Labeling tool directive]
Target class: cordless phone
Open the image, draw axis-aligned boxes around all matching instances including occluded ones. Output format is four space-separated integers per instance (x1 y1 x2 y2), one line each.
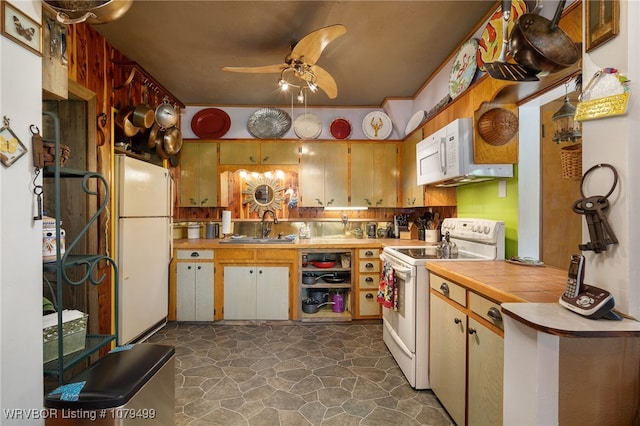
559 254 622 320
564 253 585 299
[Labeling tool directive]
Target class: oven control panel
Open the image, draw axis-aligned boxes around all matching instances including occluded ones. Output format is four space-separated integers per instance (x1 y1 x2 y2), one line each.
441 218 504 244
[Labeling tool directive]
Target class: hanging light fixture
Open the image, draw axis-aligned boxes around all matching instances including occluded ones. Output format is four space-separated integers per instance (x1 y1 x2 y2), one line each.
278 61 318 104
552 82 582 143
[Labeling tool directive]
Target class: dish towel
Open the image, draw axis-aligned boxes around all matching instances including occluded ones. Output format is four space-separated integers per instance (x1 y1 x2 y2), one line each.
377 260 398 311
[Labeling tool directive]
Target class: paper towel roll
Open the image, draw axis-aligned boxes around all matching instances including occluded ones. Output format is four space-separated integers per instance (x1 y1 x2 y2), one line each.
222 211 232 235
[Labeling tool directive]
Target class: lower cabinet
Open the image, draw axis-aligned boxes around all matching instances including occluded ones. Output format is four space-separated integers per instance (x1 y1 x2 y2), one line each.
224 266 289 320
429 272 504 426
173 249 215 321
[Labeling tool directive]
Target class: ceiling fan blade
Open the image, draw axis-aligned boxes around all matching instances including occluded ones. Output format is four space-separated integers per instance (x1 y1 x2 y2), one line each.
290 24 346 65
221 64 287 74
309 64 338 99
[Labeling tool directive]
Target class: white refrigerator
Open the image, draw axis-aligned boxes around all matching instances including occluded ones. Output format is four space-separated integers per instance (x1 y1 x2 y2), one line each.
115 155 172 344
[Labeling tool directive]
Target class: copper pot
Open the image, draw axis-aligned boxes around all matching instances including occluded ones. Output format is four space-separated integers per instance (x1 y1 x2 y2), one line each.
43 0 133 25
115 106 140 137
148 123 162 148
163 127 183 155
132 104 154 129
156 135 170 159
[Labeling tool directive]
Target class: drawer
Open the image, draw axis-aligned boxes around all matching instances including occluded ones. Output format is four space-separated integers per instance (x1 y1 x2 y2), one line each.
176 249 214 260
358 248 380 259
429 273 466 307
358 274 378 289
469 292 503 330
359 260 380 273
358 291 380 316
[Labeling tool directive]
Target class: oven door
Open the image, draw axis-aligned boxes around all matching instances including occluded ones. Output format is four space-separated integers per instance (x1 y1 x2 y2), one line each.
380 254 417 384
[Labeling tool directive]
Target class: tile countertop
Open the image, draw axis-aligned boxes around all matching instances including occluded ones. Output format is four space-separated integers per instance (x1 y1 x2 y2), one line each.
173 238 432 250
427 260 640 336
425 260 569 304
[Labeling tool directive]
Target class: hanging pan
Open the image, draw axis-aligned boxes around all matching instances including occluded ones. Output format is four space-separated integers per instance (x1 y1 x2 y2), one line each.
484 0 539 81
509 0 580 74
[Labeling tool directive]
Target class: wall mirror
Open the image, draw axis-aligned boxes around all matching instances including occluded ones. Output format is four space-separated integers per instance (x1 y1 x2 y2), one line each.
241 170 286 217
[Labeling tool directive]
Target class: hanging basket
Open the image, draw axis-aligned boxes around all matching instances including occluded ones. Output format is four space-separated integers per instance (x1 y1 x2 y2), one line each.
559 143 582 181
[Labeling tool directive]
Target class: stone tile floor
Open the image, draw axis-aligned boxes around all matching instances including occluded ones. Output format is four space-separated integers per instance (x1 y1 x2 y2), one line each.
148 322 454 425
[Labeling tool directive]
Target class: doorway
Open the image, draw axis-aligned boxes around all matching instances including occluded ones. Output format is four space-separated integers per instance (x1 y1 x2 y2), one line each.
517 81 582 267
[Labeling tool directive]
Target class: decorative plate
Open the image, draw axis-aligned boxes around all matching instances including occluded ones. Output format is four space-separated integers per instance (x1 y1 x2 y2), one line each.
293 113 322 139
362 111 393 140
330 118 352 139
405 110 426 136
191 108 231 138
449 38 479 100
476 0 527 72
247 108 291 139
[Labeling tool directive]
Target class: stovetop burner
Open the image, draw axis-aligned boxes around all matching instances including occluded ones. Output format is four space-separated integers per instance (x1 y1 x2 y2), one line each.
394 247 478 260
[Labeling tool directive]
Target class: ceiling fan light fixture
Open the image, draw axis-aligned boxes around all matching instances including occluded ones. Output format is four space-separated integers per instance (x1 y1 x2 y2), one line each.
279 79 289 91
297 89 305 103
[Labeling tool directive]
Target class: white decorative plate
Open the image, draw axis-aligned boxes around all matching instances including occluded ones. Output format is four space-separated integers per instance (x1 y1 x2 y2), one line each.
293 113 322 139
247 108 291 139
362 111 393 140
449 38 479 99
405 110 426 136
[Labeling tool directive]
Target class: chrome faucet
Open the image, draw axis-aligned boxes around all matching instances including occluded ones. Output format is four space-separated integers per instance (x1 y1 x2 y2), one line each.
261 210 278 238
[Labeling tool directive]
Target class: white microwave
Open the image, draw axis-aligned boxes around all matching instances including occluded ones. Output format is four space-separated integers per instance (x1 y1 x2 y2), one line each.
416 118 513 187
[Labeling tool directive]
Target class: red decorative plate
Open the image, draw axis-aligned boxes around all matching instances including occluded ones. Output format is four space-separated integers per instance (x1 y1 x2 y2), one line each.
191 108 231 138
330 118 352 139
476 0 527 72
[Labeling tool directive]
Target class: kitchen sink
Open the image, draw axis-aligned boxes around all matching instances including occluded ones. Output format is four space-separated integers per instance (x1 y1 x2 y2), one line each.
219 236 296 244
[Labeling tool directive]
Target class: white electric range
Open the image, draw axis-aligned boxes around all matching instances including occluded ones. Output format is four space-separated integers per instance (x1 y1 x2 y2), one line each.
380 218 505 389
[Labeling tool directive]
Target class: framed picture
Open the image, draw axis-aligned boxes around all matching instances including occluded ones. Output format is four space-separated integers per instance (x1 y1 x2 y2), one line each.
0 124 28 167
586 0 620 52
1 0 42 56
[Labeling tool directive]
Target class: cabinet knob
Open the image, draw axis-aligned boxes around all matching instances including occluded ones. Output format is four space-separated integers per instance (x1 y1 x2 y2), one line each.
439 283 449 295
249 269 254 274
190 252 200 258
187 265 192 270
365 262 374 269
487 307 502 322
258 270 263 274
468 328 477 335
197 265 201 270
365 293 374 299
454 317 462 325
365 250 373 257
365 277 374 283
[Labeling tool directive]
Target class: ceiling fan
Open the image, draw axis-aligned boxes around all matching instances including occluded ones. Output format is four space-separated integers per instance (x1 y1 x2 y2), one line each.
221 24 346 101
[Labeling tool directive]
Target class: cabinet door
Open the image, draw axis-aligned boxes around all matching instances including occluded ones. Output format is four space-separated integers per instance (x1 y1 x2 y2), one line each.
176 262 214 321
351 143 397 207
176 263 196 321
261 142 299 165
194 263 214 321
256 266 289 320
429 295 466 426
300 143 348 207
323 143 348 207
219 141 260 165
468 317 504 426
401 131 423 207
179 142 218 207
224 266 257 319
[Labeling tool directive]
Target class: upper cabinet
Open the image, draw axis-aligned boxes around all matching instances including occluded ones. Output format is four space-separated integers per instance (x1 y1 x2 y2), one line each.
350 143 398 208
219 140 299 165
179 141 218 207
401 130 423 207
299 142 349 207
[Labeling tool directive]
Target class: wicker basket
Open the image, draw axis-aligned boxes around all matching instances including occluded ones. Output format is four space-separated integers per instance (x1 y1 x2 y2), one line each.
477 108 519 146
43 142 71 167
560 143 582 180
